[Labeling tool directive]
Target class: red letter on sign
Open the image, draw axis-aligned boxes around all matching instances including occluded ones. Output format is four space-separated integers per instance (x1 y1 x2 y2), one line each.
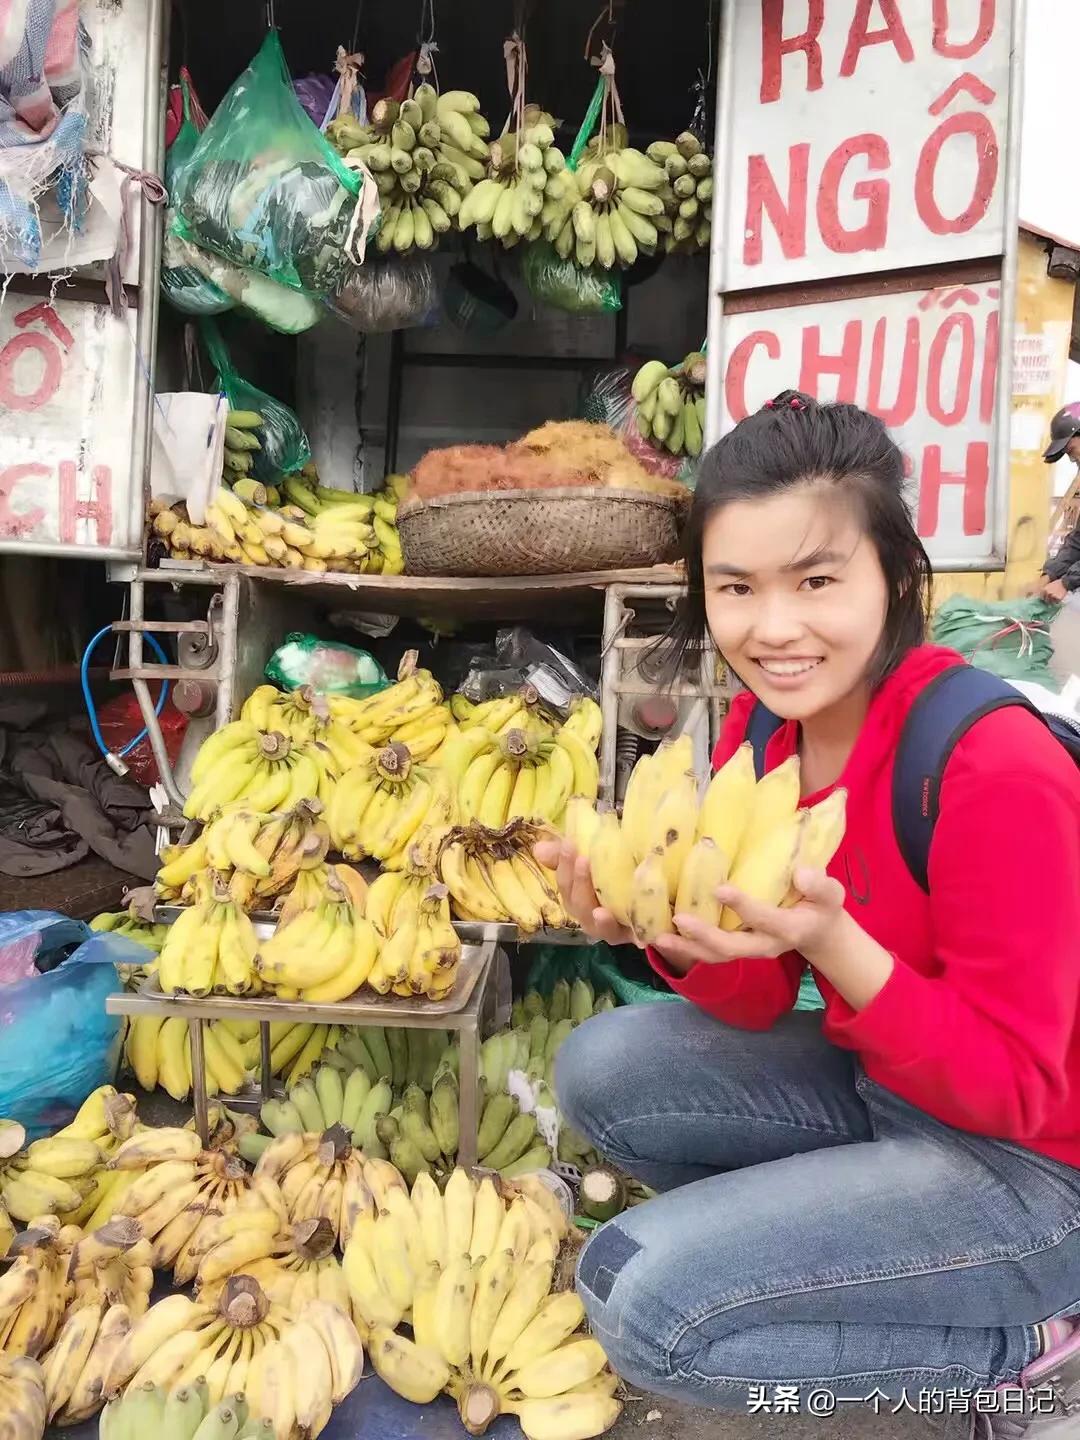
867 315 919 426
743 145 810 267
926 313 975 425
799 322 861 403
933 0 995 60
840 0 915 76
0 464 49 538
915 113 999 235
817 134 890 254
760 0 825 103
59 462 114 546
725 331 781 422
979 306 999 424
917 443 989 538
0 332 63 412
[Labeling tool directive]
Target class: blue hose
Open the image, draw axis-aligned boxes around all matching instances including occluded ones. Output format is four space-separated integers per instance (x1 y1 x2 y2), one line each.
81 625 170 763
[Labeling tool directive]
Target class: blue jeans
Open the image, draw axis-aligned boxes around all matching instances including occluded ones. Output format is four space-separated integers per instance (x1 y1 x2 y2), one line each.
555 1005 1080 1411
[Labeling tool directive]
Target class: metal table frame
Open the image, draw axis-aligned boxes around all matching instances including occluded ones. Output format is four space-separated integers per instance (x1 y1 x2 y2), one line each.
106 939 497 1163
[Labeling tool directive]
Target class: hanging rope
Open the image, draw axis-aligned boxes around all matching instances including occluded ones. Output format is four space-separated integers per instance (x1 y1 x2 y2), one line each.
416 0 439 88
334 46 365 120
590 43 624 156
688 0 718 140
502 31 528 151
583 0 617 63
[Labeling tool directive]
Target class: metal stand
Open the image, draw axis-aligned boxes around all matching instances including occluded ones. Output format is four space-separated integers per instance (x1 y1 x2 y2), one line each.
107 940 498 1164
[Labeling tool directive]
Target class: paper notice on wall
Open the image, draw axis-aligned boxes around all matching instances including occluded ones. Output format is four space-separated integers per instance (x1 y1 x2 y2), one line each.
1013 330 1059 398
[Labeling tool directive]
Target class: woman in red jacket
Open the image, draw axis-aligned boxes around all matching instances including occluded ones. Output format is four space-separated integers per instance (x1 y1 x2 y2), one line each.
540 392 1080 1436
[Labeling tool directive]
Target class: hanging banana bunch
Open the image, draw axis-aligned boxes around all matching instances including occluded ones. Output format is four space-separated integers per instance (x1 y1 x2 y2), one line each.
328 84 490 254
631 349 708 459
648 132 713 254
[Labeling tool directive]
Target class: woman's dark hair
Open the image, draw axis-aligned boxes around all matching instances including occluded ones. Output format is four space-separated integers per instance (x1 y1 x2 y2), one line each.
667 390 932 689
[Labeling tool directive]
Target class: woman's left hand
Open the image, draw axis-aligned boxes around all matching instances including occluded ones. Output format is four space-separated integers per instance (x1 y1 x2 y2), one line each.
653 867 848 969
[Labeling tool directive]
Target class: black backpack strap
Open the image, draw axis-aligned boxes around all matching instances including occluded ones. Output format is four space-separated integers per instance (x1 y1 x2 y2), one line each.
893 665 1042 892
745 701 785 780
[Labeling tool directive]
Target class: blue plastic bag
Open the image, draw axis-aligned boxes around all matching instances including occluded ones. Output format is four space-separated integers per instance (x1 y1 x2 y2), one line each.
0 912 143 1139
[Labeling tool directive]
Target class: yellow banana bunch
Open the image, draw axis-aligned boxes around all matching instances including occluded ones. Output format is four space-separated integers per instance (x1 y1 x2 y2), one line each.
87 910 167 987
647 132 714 254
0 1218 75 1360
439 820 570 933
457 109 566 250
252 1131 371 1251
575 738 847 943
124 1019 339 1102
256 871 380 1004
0 1352 47 1440
156 882 260 997
544 131 670 275
183 726 329 823
365 882 461 1001
326 650 444 748
66 1217 153 1318
0 1115 110 1227
327 740 455 870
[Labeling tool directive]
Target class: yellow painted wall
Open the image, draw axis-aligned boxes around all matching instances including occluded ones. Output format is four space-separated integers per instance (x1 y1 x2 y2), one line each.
933 230 1074 606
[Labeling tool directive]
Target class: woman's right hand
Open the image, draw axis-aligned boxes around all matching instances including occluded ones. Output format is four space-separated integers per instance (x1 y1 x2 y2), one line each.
533 838 637 947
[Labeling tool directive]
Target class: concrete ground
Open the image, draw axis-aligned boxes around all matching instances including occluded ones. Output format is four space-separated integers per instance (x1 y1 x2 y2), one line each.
610 1399 954 1438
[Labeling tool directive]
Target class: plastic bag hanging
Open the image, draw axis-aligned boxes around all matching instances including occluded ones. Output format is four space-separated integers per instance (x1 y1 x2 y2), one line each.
172 31 374 296
201 319 311 482
160 70 234 316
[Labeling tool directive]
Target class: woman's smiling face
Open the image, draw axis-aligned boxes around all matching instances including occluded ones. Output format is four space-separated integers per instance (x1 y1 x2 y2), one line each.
701 481 890 722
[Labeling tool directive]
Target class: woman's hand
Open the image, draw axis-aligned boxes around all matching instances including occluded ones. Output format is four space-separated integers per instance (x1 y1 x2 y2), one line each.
1042 577 1069 604
533 838 636 947
653 867 848 970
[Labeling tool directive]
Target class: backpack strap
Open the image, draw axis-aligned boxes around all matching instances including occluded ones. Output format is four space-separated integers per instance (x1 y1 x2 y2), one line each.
745 701 785 780
893 664 1042 893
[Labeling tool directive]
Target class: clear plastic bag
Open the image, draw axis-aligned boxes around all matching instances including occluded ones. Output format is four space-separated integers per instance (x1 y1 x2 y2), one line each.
161 72 234 316
172 32 368 297
0 913 143 1139
523 241 622 315
171 232 323 334
331 256 439 332
583 367 685 481
264 633 389 697
203 319 310 482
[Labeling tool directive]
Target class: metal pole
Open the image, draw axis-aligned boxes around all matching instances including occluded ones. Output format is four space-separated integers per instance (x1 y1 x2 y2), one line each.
385 329 405 475
260 1024 273 1101
702 0 736 448
597 587 624 809
216 572 240 726
189 1018 210 1147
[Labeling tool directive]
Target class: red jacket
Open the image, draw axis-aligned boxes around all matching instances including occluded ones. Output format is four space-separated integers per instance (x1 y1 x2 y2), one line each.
649 644 1080 1168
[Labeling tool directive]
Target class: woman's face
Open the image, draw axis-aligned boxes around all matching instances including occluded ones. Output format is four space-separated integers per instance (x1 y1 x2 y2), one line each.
701 483 890 723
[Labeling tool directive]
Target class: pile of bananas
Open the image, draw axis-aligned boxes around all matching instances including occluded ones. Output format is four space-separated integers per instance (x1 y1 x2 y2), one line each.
40 1303 131 1426
152 465 405 576
180 721 336 823
252 1131 370 1251
256 871 382 1004
326 740 455 870
156 883 261 997
326 650 447 751
440 820 571 933
456 722 597 832
66 1217 153 1317
631 350 707 458
0 1354 45 1440
103 1276 364 1434
544 133 669 271
330 87 491 254
647 133 713 254
343 1166 621 1440
0 1088 137 1227
458 111 566 248
569 735 847 945
253 1066 395 1165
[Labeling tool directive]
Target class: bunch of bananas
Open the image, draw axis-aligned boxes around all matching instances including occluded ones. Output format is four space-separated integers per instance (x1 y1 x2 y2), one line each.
367 881 461 1001
439 820 571 933
181 721 334 822
103 1129 251 1283
104 1276 364 1433
256 871 381 1004
88 911 167 952
0 1114 111 1227
0 1353 46 1440
344 1167 620 1440
39 1301 130 1426
66 1218 153 1317
156 882 261 998
101 1386 272 1440
544 135 669 271
326 650 445 748
330 87 489 254
255 1061 393 1157
193 1183 350 1314
0 1218 75 1359
122 1017 342 1103
240 686 374 773
458 111 566 248
252 1130 371 1250
456 725 593 832
152 462 406 576
327 740 455 869
630 350 707 458
571 735 847 945
647 133 713 254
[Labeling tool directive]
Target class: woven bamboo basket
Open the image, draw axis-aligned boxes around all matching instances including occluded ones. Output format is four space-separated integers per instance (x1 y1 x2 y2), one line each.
397 486 686 577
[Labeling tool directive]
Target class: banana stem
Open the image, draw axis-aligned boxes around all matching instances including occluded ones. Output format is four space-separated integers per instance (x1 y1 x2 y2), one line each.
458 1382 502 1436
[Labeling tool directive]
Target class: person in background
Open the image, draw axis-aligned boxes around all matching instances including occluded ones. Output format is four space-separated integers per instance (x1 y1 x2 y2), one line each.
1034 402 1080 602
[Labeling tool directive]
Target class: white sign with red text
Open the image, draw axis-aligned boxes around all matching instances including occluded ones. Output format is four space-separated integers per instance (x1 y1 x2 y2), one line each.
721 279 1000 562
0 297 142 554
722 0 1014 290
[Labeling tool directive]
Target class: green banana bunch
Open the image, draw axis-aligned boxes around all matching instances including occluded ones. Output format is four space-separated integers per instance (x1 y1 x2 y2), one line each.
647 131 714 253
544 140 670 271
327 87 490 254
457 108 566 249
631 349 708 458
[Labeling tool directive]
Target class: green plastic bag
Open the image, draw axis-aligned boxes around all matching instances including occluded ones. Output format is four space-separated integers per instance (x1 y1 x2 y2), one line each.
173 32 365 297
265 634 388 698
522 242 621 316
161 72 233 316
202 319 310 483
931 595 1059 688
